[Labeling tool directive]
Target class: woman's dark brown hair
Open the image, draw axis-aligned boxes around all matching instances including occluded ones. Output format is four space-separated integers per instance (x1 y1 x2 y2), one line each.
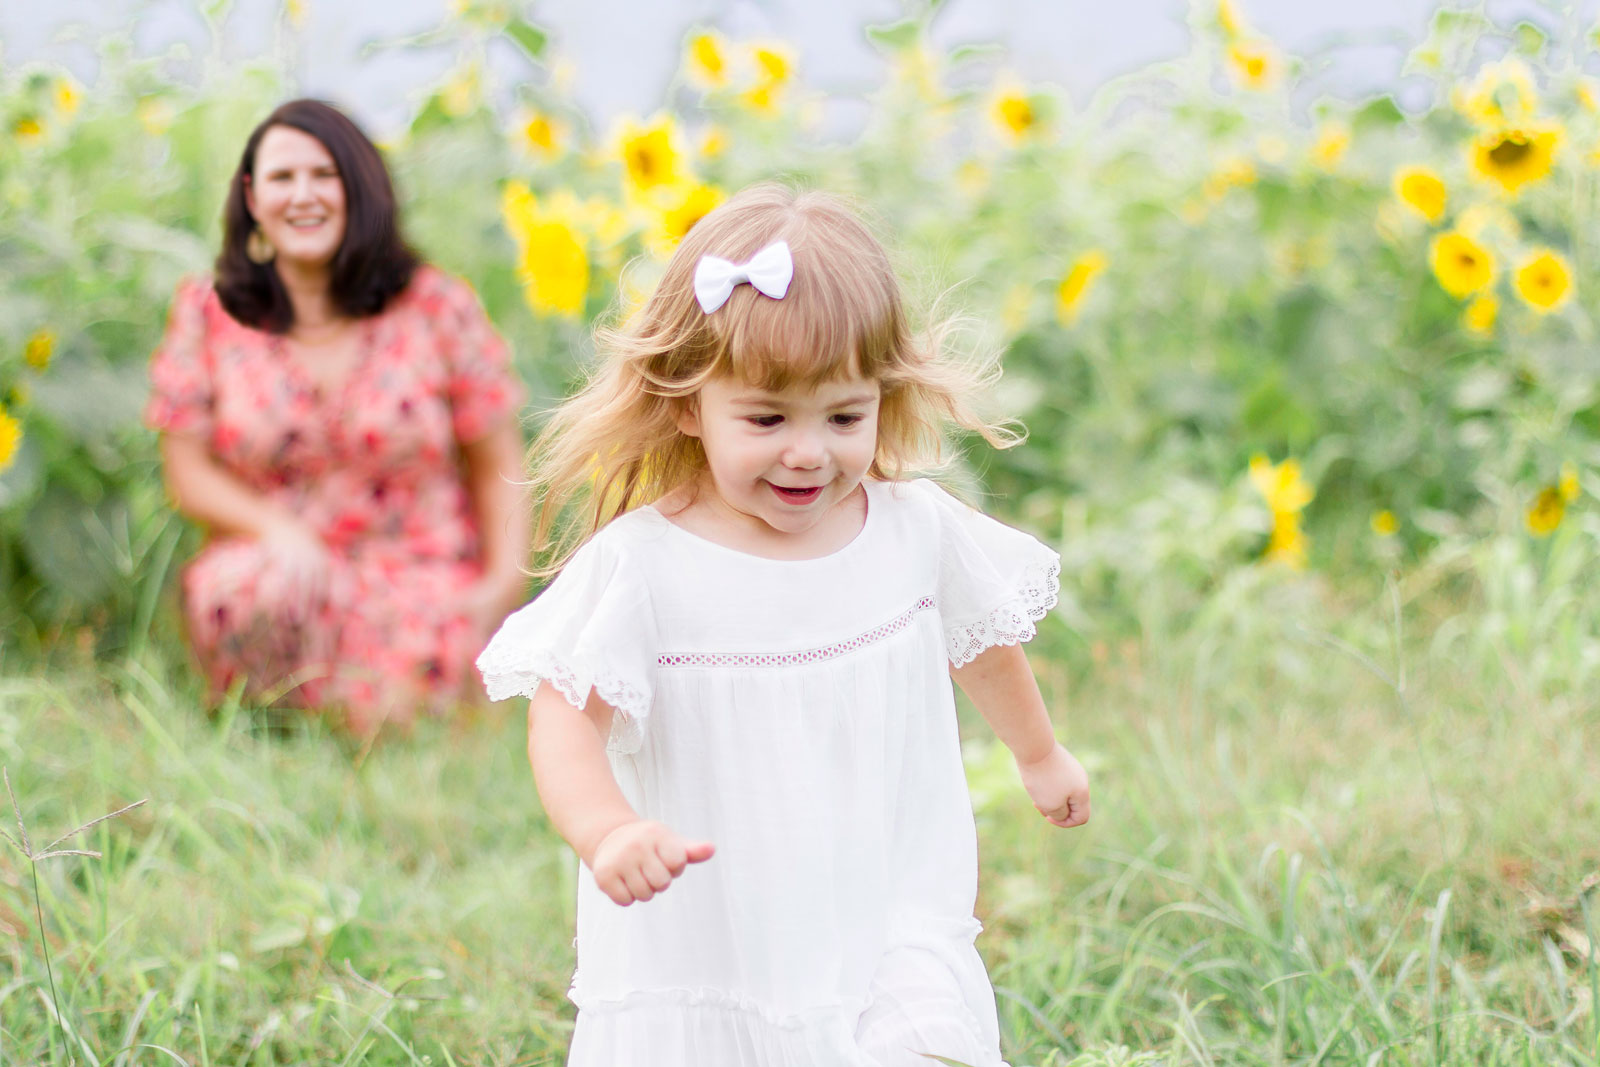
215 98 418 333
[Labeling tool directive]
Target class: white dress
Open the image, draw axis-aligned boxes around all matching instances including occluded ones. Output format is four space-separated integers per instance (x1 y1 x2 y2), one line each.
477 478 1060 1067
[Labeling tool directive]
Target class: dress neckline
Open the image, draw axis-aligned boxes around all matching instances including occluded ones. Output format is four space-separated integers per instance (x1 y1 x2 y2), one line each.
270 318 376 403
645 480 879 564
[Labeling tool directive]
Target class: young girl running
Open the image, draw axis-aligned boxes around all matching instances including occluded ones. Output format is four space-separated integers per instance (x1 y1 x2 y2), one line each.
478 184 1090 1066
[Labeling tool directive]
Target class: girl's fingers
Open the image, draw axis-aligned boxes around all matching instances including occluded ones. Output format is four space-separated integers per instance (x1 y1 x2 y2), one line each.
621 868 655 903
684 840 716 864
656 838 689 876
640 855 675 891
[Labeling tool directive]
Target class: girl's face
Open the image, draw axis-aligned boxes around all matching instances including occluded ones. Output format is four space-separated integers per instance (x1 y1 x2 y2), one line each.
677 373 882 541
245 125 348 273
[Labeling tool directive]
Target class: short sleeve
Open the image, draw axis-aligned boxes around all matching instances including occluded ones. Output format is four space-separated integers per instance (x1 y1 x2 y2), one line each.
910 480 1062 666
434 274 524 442
144 277 217 438
475 533 658 754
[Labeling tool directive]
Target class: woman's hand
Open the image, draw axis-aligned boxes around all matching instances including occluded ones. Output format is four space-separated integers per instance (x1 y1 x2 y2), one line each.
1017 743 1091 829
588 820 715 906
260 515 332 619
456 575 526 650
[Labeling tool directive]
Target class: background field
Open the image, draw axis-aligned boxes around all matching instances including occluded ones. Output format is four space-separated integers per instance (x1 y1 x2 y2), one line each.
2 1 1598 1064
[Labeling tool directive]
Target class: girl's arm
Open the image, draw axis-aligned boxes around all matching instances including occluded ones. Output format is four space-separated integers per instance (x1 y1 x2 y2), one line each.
527 682 714 904
951 642 1091 828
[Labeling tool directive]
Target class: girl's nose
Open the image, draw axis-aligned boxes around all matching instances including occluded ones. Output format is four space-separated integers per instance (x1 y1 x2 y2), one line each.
783 429 826 468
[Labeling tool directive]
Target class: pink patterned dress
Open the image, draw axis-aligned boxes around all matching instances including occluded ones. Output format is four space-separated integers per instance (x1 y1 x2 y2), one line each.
144 266 524 715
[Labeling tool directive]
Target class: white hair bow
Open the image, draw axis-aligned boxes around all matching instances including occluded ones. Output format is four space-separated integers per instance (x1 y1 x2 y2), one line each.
693 240 793 314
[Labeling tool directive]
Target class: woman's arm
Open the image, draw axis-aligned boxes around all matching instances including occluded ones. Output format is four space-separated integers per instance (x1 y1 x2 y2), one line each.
951 642 1091 828
160 431 331 606
528 682 714 903
160 431 299 539
460 418 531 614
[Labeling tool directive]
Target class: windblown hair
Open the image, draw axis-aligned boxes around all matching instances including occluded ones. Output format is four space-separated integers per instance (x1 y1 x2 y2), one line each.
215 98 418 333
527 182 1018 573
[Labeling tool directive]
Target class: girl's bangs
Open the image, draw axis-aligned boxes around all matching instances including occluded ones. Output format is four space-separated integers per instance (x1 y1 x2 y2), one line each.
709 251 898 391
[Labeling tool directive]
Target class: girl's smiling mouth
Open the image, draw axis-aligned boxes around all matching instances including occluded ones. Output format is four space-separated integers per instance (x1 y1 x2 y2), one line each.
768 482 823 504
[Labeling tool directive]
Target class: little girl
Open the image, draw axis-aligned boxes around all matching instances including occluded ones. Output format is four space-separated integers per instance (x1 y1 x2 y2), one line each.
478 184 1089 1067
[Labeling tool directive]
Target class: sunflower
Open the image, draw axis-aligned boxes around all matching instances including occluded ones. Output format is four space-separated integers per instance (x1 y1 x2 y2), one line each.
1249 455 1314 515
1393 166 1446 222
614 114 684 193
1429 232 1494 298
24 329 54 371
1560 462 1581 502
53 78 81 117
1056 250 1107 325
1217 0 1249 38
1310 121 1349 169
13 116 44 145
738 42 796 116
990 82 1038 143
1464 294 1498 334
512 109 565 160
1526 487 1564 536
1470 125 1559 196
0 407 21 472
500 183 590 317
644 181 725 258
685 30 729 89
1227 39 1282 92
1265 512 1309 568
1513 249 1573 312
1455 58 1539 128
1203 156 1257 201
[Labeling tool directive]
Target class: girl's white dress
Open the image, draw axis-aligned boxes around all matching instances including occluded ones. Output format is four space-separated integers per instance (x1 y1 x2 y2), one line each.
478 478 1060 1067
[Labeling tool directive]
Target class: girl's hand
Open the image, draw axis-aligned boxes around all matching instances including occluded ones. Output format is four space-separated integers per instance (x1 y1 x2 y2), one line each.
589 820 715 906
1017 743 1091 828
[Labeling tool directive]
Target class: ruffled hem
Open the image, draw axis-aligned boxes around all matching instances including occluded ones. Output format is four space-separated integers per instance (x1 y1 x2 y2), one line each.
945 554 1062 667
476 646 651 753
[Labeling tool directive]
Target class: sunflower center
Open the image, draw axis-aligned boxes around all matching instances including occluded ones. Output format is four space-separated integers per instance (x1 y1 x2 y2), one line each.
1489 137 1531 166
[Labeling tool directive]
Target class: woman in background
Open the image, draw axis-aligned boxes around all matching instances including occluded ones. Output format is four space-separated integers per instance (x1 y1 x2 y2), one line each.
146 98 528 735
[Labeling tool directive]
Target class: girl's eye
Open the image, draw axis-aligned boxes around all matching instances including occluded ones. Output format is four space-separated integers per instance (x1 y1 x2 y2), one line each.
748 415 783 428
831 414 866 427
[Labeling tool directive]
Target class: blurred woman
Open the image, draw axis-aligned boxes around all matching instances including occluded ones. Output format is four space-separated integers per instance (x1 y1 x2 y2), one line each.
145 98 528 735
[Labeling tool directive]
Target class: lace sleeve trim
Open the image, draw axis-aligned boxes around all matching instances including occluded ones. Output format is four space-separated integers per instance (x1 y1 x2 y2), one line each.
478 649 652 754
944 556 1061 667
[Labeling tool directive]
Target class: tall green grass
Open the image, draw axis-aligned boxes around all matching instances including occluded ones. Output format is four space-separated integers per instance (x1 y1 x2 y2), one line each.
3 552 1595 1065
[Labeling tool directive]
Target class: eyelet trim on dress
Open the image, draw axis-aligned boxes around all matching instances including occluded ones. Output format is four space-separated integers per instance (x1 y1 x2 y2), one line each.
657 597 938 669
945 556 1062 667
477 649 651 753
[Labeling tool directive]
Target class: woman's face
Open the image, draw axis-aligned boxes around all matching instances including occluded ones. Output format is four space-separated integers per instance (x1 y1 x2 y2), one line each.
245 125 348 273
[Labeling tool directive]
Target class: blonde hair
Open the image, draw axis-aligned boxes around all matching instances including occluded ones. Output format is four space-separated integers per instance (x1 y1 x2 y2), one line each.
526 182 1017 573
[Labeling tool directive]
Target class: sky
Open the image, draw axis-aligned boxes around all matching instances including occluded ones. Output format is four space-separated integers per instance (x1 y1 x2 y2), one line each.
4 0 1597 135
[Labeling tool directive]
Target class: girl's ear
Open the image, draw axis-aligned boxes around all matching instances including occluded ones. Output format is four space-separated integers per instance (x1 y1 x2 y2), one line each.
675 396 703 439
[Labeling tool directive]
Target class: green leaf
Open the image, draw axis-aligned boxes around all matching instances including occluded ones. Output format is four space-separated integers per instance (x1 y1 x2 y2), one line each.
1351 95 1404 131
1511 20 1547 57
865 18 921 53
949 42 1004 67
19 487 129 604
503 19 549 62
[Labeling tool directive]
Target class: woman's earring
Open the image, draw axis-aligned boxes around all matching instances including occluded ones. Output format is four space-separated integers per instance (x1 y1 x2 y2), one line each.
246 225 276 264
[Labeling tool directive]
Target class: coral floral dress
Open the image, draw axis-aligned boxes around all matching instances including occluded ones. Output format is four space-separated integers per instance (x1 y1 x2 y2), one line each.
144 266 524 715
